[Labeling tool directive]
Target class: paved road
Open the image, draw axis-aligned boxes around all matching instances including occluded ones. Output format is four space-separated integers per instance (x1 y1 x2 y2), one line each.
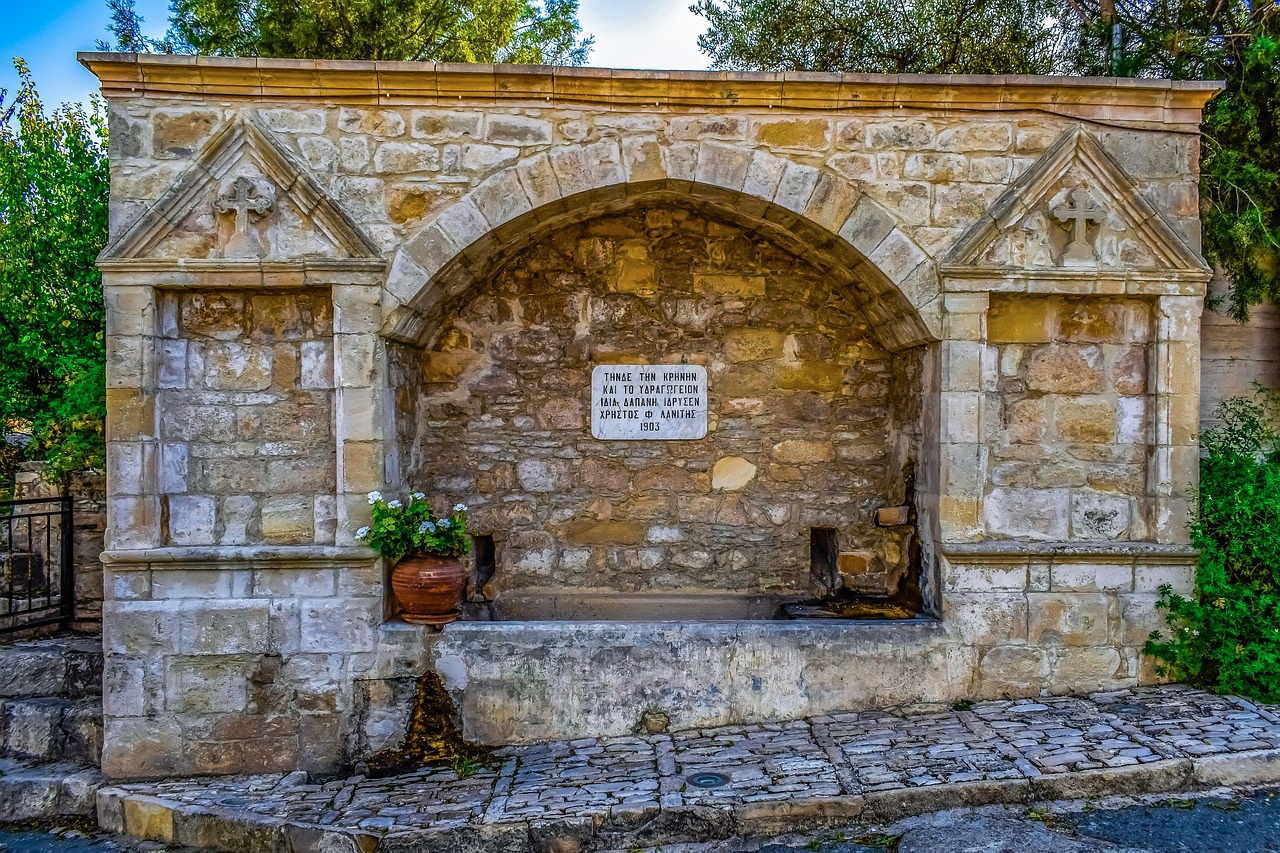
657 788 1280 853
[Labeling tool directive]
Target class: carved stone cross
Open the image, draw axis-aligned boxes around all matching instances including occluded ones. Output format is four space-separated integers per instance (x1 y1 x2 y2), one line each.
1051 187 1105 265
215 176 273 258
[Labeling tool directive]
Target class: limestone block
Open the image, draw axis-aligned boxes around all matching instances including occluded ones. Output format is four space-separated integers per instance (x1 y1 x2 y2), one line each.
1027 592 1115 646
1133 564 1195 593
693 274 765 298
988 298 1052 343
803 173 861 233
668 115 746 141
299 598 379 653
485 114 551 145
694 142 752 191
298 136 337 172
516 458 573 492
944 593 1029 645
771 440 835 464
202 342 273 391
724 328 785 362
1048 646 1128 695
1057 302 1127 343
977 646 1048 696
869 228 928 290
261 495 315 545
711 457 756 491
1003 398 1047 443
339 108 406 136
1024 345 1105 393
621 135 665 184
867 121 936 150
937 122 1013 152
461 143 519 173
752 118 831 150
412 111 482 139
259 109 326 133
165 656 250 714
167 495 216 546
559 520 646 546
151 569 232 600
1055 398 1116 443
152 109 220 157
742 150 787 201
471 168 534 227
943 563 1027 592
828 152 876 182
103 717 183 782
373 142 440 174
1049 562 1134 592
103 600 181 656
985 488 1069 540
177 601 269 655
1069 492 1131 540
338 136 371 171
773 161 820 213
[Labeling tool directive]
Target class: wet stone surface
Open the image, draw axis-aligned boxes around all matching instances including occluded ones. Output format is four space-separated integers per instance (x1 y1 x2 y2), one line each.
105 686 1280 839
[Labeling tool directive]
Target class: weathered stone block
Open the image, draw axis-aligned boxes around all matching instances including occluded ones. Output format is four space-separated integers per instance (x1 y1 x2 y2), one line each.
753 118 831 150
988 298 1052 343
1027 593 1115 646
261 496 316 545
1055 398 1116 443
1024 345 1105 393
985 488 1069 540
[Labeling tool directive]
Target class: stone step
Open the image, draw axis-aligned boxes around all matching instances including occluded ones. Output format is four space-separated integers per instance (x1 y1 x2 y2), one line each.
0 697 103 764
0 636 102 699
0 759 103 822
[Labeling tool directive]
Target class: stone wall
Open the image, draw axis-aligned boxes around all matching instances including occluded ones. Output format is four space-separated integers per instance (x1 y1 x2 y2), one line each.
1200 273 1280 426
391 204 923 599
985 296 1151 541
85 56 1219 776
154 290 336 547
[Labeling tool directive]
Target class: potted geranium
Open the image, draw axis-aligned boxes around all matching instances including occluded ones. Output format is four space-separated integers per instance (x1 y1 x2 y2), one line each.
357 491 471 626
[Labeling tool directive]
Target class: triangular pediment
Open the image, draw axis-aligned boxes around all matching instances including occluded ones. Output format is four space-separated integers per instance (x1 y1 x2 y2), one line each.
943 126 1208 276
102 114 380 263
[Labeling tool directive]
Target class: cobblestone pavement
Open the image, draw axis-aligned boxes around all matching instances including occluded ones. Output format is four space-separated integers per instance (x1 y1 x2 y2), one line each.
99 685 1280 851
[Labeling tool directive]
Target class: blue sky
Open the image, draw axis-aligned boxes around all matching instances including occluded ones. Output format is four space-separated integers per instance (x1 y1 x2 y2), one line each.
0 0 711 110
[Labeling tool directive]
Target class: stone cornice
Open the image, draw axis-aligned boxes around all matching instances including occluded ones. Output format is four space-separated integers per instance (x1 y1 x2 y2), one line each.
102 545 377 570
99 258 387 288
941 541 1198 566
79 53 1221 131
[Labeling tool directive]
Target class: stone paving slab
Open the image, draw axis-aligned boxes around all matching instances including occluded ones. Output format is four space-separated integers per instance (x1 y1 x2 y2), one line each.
96 686 1280 853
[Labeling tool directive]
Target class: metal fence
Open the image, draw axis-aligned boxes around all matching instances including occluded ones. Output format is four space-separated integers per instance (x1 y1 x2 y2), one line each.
0 496 73 635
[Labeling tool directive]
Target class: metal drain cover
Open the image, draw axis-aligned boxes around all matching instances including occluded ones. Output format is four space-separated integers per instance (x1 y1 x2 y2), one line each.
687 771 730 789
216 797 249 808
1105 701 1149 716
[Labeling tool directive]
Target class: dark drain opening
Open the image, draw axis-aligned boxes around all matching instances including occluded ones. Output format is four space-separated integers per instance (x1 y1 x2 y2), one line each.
687 771 730 788
216 797 249 808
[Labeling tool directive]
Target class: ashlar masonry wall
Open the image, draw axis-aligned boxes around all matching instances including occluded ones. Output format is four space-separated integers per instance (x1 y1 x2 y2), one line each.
84 54 1219 776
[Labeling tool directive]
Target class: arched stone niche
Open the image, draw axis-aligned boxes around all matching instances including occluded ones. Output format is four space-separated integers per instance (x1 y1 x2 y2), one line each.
388 199 933 618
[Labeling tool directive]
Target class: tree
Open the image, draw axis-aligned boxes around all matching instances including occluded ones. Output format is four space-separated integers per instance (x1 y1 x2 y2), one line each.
693 0 1280 320
0 62 109 485
691 0 1089 74
101 0 593 65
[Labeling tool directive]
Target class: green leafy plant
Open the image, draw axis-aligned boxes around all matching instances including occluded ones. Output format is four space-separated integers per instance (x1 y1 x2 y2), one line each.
0 62 108 486
1144 393 1280 703
356 491 472 564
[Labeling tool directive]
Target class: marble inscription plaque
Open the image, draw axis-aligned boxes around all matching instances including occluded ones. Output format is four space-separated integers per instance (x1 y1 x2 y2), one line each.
591 364 708 440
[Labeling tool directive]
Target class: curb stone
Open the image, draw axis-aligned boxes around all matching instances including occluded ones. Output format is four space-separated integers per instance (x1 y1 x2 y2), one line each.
1192 751 1280 787
1029 759 1194 802
863 778 1033 823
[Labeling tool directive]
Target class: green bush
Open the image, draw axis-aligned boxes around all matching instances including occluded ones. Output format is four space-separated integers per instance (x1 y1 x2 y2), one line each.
1144 394 1280 702
0 61 109 486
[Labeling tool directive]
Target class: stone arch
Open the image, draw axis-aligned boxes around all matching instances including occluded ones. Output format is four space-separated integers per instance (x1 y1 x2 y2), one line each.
381 141 941 353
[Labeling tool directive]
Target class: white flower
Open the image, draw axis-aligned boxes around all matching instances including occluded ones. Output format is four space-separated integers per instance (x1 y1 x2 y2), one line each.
387 499 403 509
356 526 370 538
367 491 382 504
412 492 425 500
453 503 468 512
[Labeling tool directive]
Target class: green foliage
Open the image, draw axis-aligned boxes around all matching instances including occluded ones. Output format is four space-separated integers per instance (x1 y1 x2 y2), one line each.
102 0 592 65
1144 394 1280 703
356 490 472 564
1200 25 1280 320
691 0 1086 74
693 0 1280 319
0 62 109 485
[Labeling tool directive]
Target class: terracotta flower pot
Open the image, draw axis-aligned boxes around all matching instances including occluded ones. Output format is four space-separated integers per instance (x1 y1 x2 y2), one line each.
390 555 466 626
